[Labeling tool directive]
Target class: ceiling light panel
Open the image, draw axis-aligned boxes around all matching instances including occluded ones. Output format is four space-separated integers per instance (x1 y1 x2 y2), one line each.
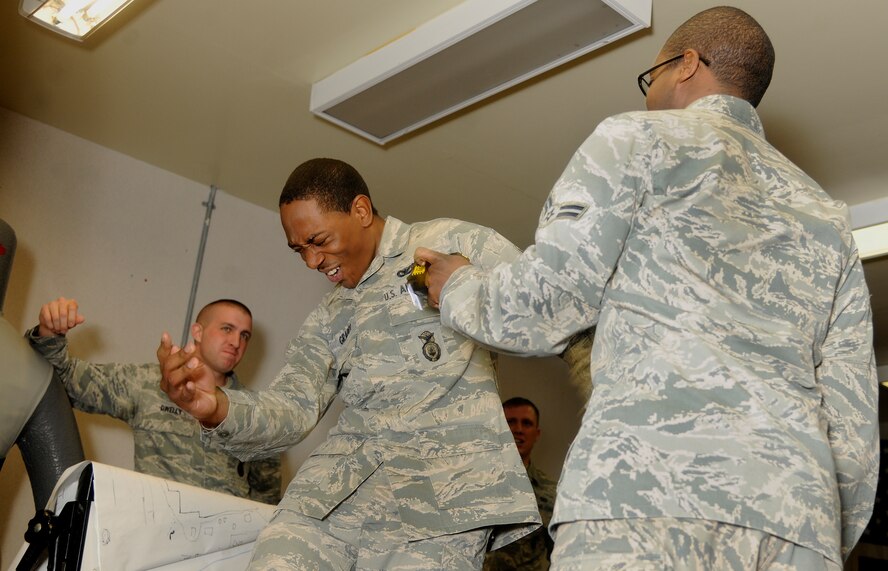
19 0 135 41
310 0 652 144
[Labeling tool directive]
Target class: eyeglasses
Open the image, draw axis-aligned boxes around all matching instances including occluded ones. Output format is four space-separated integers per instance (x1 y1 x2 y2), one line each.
637 53 710 97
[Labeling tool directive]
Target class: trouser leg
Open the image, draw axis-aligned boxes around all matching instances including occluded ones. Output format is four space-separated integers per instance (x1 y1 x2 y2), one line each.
249 508 356 571
249 466 490 570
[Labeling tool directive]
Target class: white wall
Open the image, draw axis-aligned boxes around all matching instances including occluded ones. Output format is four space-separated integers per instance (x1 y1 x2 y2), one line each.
0 107 587 567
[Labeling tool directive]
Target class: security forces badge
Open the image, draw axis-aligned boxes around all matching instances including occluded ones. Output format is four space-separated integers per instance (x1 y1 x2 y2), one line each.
418 331 441 362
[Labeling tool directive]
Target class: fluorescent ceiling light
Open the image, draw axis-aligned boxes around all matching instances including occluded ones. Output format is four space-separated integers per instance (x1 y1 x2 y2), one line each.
19 0 135 41
853 222 888 261
311 0 652 145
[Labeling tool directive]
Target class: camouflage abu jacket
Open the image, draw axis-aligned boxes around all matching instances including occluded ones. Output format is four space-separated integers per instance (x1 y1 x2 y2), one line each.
27 328 282 504
204 217 540 548
484 461 556 570
440 95 879 563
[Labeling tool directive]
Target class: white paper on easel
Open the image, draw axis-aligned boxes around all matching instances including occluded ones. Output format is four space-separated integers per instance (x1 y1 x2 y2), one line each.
11 461 276 571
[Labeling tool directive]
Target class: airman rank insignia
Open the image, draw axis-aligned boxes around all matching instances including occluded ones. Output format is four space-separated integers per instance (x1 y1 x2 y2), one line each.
540 197 589 227
418 331 441 361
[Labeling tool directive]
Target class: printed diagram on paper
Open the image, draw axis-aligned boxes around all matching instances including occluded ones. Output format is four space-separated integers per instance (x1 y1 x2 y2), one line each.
13 461 275 571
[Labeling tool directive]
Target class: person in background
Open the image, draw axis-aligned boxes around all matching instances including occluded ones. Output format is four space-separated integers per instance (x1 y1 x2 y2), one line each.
29 296 282 504
485 397 556 571
416 6 878 570
158 158 539 570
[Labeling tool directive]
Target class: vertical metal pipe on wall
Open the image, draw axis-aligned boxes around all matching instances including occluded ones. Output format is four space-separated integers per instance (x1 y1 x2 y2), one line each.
180 185 218 347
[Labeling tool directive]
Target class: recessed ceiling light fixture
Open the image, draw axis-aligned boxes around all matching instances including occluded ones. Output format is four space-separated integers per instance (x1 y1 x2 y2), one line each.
310 0 652 145
851 197 888 261
853 222 888 261
19 0 135 41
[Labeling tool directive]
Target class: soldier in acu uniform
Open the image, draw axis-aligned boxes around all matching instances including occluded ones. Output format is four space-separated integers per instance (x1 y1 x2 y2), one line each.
159 158 539 570
28 297 282 504
418 6 879 571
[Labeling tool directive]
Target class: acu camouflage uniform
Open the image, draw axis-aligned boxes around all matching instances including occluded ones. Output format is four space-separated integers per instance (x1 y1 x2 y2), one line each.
440 95 879 565
202 217 540 567
27 328 282 504
484 462 556 570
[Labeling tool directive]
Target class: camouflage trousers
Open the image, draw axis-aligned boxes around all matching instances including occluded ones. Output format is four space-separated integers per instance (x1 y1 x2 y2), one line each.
550 519 841 571
248 466 490 570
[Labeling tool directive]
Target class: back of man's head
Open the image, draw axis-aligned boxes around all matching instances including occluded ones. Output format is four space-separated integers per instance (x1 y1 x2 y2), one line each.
279 157 378 215
663 6 774 107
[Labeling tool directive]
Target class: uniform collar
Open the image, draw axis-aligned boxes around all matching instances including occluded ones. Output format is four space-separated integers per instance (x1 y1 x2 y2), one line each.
687 94 765 137
376 216 410 258
355 216 409 287
223 371 240 390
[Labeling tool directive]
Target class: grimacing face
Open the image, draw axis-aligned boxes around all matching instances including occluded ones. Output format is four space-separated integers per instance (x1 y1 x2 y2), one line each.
280 197 376 289
192 304 252 377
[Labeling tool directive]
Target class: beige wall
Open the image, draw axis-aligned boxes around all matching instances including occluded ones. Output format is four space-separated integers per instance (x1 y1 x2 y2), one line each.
0 107 586 567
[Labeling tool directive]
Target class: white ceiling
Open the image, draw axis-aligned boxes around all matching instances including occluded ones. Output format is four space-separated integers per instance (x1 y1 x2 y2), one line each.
2 0 888 357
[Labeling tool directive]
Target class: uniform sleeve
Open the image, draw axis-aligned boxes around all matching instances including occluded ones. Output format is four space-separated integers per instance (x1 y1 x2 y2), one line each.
26 326 140 422
451 223 523 268
247 455 283 505
814 251 880 560
440 116 644 356
203 304 340 461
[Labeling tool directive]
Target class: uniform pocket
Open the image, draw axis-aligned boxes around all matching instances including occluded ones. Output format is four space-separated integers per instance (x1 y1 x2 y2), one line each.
286 436 377 518
295 435 365 485
387 296 460 368
421 425 509 508
386 425 512 510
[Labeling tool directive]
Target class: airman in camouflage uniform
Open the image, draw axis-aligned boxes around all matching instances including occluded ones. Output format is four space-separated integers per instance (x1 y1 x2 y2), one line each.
159 158 539 570
29 297 282 504
485 397 557 571
418 7 879 569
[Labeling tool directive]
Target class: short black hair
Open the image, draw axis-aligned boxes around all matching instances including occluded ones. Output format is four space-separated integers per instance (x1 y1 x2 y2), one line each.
663 6 775 107
195 299 252 324
503 396 540 424
279 157 378 215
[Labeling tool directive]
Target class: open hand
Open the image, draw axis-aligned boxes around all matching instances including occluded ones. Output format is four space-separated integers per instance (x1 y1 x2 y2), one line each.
157 332 227 426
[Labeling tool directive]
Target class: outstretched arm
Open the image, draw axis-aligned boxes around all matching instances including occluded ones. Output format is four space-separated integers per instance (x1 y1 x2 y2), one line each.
29 297 139 421
419 116 643 356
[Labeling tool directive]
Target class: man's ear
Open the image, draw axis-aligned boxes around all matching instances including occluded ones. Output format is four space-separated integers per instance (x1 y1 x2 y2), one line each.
352 195 374 228
191 322 203 344
678 49 704 83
